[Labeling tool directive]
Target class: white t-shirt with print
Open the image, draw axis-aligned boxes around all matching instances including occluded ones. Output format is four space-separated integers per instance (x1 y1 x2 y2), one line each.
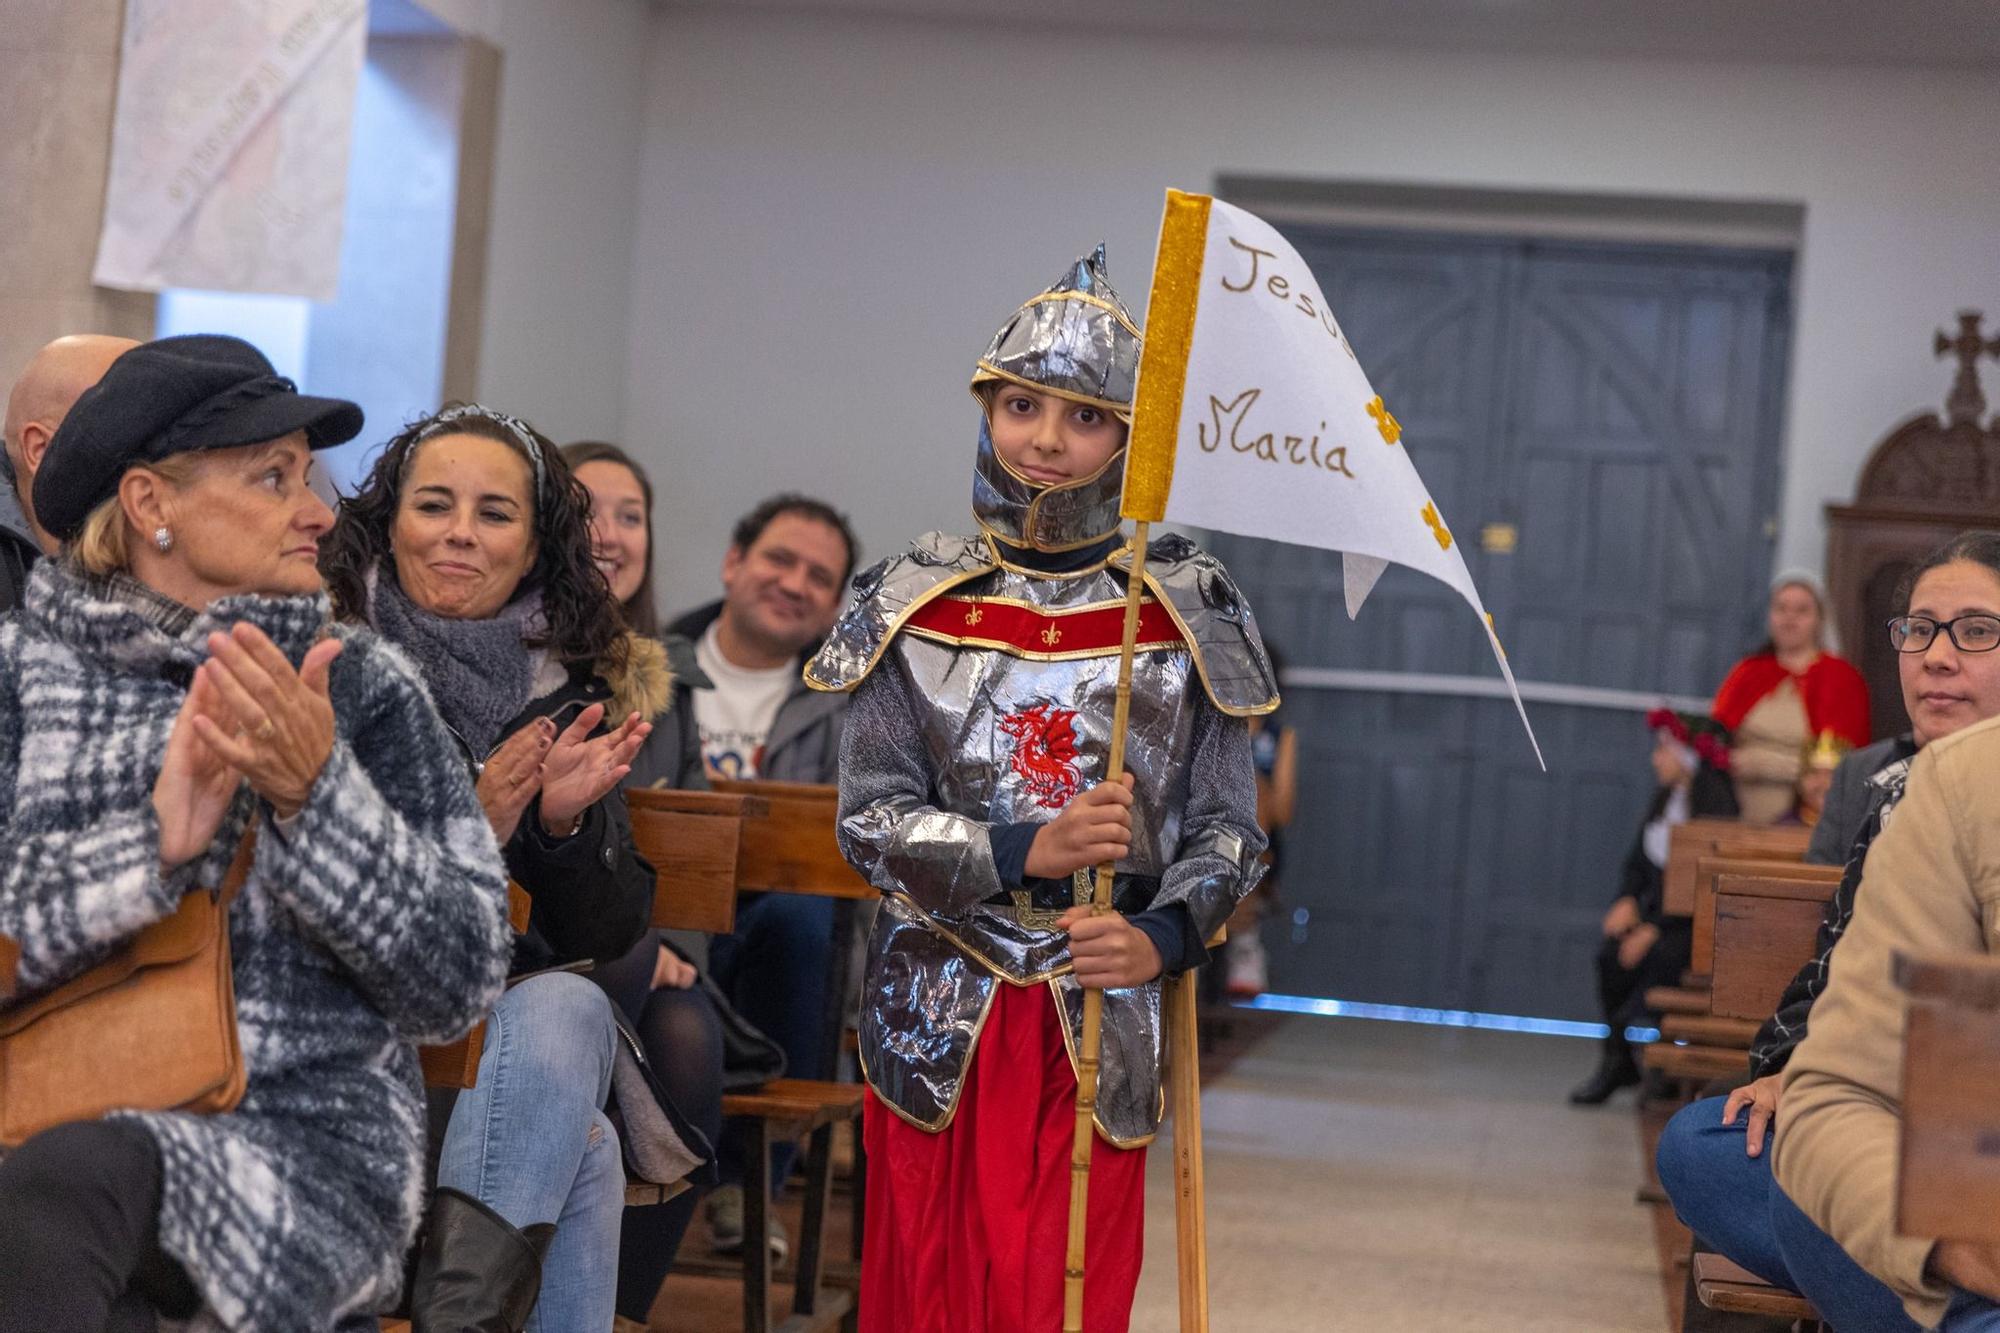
692 622 796 780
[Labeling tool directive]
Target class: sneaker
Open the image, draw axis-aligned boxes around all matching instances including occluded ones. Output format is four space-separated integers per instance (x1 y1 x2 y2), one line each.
705 1183 791 1261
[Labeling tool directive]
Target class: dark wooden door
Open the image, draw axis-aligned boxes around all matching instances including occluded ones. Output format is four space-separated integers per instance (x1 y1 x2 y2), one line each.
1214 226 1793 1021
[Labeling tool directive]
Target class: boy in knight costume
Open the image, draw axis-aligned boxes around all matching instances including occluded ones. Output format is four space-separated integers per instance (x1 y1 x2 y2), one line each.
806 247 1277 1332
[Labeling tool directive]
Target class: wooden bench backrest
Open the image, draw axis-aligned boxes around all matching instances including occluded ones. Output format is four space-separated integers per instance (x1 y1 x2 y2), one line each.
1664 819 1812 917
625 788 767 934
1896 950 2000 1244
711 779 874 900
1690 858 1843 1020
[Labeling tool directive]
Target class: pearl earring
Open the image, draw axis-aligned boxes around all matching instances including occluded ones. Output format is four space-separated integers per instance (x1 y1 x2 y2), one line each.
154 526 173 554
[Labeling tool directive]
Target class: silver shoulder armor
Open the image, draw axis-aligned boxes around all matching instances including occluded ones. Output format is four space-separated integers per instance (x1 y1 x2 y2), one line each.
804 532 997 692
1123 533 1279 717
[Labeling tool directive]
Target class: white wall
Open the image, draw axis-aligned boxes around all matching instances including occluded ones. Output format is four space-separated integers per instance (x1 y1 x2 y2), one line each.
471 0 652 442
624 7 2000 622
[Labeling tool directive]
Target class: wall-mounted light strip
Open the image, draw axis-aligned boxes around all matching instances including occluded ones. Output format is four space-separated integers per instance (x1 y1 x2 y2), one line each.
1238 992 1659 1045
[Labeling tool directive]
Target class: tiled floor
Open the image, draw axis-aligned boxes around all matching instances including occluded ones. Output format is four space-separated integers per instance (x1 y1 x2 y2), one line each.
1127 1015 1664 1332
651 1013 1666 1331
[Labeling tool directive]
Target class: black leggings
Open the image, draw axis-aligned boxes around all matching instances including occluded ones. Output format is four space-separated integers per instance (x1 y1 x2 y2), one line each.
590 930 728 1322
0 1119 200 1333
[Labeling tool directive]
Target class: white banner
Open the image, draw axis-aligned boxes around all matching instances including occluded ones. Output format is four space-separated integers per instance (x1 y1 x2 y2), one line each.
1161 198 1540 761
92 0 368 300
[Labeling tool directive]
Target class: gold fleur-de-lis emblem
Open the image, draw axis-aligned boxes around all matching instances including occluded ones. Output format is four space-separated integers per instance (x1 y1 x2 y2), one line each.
1040 624 1063 648
964 604 984 627
1367 395 1402 445
1420 501 1453 552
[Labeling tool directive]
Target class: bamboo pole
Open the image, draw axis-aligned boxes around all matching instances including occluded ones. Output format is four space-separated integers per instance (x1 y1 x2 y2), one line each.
1064 518 1152 1333
1168 954 1211 1331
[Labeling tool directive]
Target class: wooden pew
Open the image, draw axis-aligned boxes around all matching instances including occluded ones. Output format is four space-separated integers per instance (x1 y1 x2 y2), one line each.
418 883 534 1090
1896 950 2000 1244
1663 819 1812 919
633 783 866 1333
626 787 767 935
1646 857 1841 1087
1661 857 1841 1330
1691 859 1844 1021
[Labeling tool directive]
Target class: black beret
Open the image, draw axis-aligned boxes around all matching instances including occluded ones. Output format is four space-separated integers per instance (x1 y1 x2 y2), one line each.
35 333 363 543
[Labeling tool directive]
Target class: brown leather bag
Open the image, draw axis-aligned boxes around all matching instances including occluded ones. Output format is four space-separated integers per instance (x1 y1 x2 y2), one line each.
0 831 254 1148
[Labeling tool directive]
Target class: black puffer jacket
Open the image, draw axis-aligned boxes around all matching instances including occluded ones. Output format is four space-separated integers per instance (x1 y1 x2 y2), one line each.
497 662 656 974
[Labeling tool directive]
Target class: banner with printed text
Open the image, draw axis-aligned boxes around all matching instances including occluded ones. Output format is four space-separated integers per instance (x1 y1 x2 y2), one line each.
92 0 368 299
1123 191 1541 762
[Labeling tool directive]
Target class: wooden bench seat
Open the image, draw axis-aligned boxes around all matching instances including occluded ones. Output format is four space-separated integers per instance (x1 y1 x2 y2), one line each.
1691 1252 1821 1322
1642 1041 1749 1084
1644 984 1710 1016
1657 1013 1760 1048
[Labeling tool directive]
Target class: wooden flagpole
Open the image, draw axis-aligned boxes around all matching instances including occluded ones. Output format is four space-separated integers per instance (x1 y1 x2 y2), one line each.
1168 951 1212 1331
1064 518 1151 1333
1067 187 1216 1333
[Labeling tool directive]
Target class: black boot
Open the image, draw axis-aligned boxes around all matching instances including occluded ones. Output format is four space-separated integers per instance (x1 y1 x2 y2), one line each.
1568 1033 1641 1105
410 1188 557 1333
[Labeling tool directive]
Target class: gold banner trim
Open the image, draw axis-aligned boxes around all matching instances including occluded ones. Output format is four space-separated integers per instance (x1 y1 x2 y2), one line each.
1121 189 1212 522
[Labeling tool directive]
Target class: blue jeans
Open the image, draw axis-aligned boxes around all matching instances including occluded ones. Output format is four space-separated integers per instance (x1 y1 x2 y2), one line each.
1658 1095 1921 1333
711 892 834 1189
1944 1289 2000 1329
438 972 625 1333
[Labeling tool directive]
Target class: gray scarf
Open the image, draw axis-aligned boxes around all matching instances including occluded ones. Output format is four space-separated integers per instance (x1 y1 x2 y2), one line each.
368 568 544 758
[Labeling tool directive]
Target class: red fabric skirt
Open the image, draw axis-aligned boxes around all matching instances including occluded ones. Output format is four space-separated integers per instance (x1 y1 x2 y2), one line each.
860 979 1148 1333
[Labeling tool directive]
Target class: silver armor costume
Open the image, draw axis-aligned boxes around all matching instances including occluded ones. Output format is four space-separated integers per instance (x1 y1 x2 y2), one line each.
809 248 1277 1147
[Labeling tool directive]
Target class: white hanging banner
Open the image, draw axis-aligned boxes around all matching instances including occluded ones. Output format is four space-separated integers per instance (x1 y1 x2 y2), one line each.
1123 191 1542 764
92 0 368 300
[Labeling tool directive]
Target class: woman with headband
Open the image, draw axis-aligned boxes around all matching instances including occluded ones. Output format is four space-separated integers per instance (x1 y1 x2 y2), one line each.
320 405 710 1332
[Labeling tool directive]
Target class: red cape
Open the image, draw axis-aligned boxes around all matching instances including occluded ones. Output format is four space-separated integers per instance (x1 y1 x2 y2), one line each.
1711 652 1871 746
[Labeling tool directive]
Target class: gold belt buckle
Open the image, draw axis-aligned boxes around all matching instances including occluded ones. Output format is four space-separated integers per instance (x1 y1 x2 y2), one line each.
1008 869 1097 930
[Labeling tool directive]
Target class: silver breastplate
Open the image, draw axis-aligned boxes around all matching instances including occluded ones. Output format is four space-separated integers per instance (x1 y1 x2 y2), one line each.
891 559 1200 870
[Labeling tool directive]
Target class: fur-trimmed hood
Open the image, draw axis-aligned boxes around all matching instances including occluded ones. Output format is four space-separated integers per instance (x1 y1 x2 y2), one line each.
601 630 676 725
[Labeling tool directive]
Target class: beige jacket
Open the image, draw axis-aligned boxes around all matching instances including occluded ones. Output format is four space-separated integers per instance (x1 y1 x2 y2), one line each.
1774 711 2000 1328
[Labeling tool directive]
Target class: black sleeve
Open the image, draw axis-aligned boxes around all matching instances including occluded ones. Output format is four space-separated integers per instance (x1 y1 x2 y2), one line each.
505 792 652 966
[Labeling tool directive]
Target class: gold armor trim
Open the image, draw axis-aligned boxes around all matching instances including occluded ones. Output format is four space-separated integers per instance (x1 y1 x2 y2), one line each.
1116 553 1282 720
1047 977 1162 1149
981 533 1127 580
800 559 997 694
856 982 1000 1135
901 591 1186 663
971 441 1131 554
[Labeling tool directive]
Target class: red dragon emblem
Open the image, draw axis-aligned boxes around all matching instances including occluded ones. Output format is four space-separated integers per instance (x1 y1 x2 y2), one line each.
999 703 1083 809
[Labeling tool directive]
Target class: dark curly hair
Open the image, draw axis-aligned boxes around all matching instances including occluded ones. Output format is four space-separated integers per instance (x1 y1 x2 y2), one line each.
319 404 626 674
561 440 659 638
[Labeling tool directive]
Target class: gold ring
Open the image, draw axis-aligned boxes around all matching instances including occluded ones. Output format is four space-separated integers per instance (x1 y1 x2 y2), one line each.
255 721 277 741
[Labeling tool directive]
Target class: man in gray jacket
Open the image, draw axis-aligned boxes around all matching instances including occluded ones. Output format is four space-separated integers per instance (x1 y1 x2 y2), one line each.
2 335 136 612
633 493 857 1254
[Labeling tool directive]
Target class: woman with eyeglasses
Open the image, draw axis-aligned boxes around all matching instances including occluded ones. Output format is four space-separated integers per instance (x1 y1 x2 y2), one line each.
1711 574 1873 823
1656 531 2000 1333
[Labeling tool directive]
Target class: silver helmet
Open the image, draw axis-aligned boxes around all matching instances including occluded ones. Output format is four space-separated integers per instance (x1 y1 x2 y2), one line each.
970 245 1141 553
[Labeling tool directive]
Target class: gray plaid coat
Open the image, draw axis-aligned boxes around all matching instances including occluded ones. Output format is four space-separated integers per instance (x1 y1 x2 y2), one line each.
0 560 512 1331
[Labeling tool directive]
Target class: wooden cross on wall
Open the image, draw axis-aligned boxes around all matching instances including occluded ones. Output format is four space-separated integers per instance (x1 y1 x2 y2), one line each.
1934 310 2000 426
